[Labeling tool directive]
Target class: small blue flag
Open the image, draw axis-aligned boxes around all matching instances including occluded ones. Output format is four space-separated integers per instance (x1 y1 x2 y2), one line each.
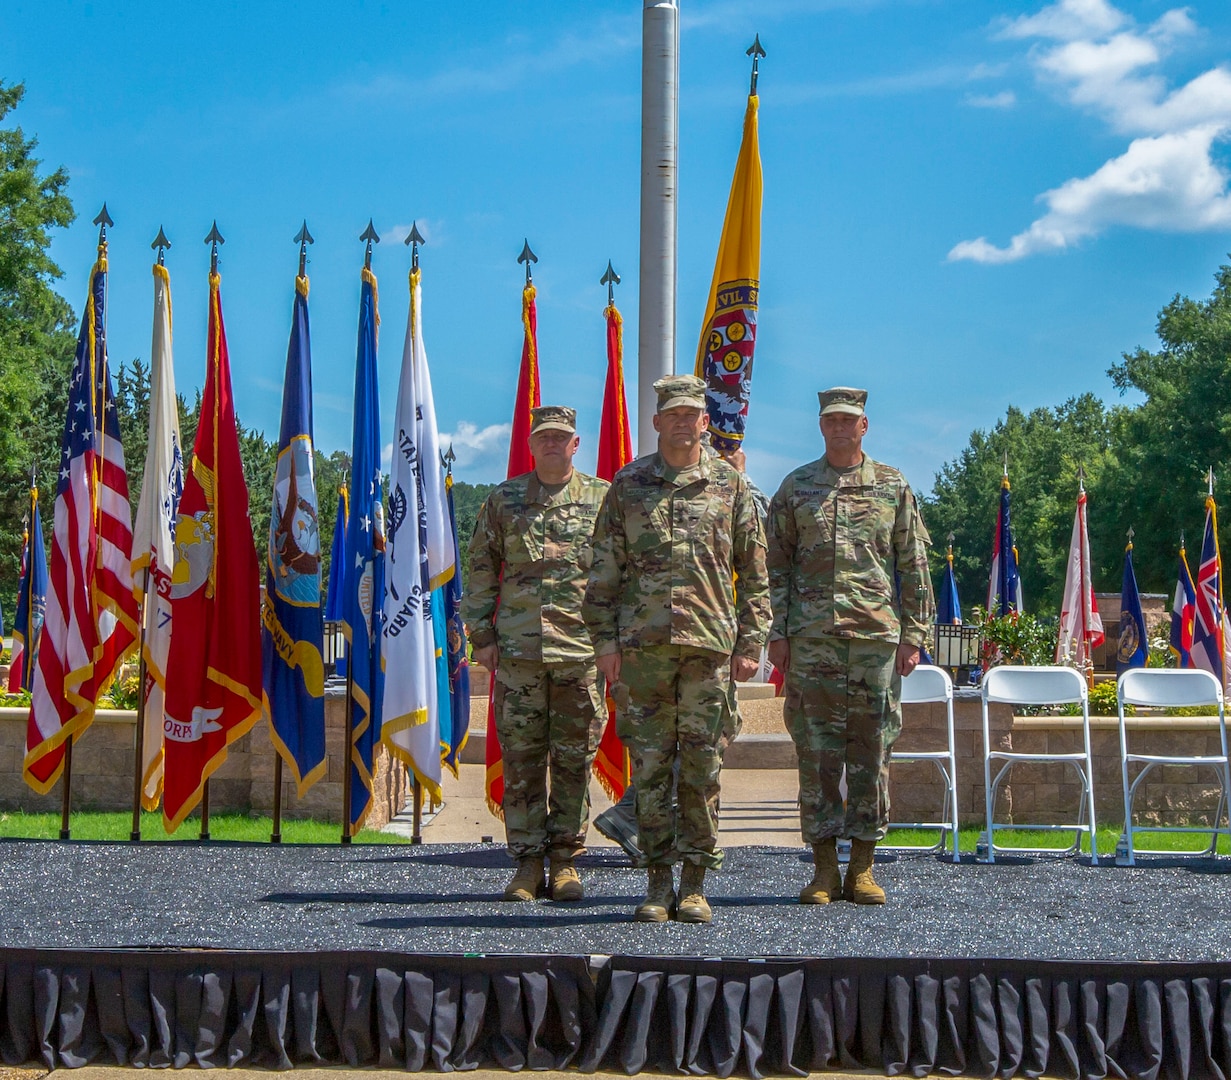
342 267 386 831
441 474 471 775
986 475 1023 616
262 275 327 796
1171 542 1197 667
938 549 961 625
11 487 48 691
324 485 348 679
1116 540 1148 673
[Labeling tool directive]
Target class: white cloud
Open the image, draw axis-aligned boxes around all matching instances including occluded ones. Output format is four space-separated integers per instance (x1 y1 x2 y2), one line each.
437 420 513 483
952 1 1231 264
965 90 1017 109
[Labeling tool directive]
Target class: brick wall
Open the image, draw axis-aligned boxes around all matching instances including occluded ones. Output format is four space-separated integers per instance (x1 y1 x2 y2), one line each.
0 686 407 829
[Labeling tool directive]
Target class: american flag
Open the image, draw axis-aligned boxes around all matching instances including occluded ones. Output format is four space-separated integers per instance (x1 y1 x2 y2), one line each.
24 247 139 793
1192 493 1226 688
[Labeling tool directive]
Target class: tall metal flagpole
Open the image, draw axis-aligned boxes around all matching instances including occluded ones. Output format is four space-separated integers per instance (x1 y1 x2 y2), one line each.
638 0 679 454
405 222 426 847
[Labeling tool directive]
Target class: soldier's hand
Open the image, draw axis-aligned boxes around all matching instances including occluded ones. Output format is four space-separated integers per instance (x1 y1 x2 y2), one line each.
596 651 622 687
768 638 790 674
732 654 758 682
895 643 921 677
474 644 500 673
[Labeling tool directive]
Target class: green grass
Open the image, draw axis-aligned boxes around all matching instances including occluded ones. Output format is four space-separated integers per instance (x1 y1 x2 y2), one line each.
887 825 1231 856
0 810 409 844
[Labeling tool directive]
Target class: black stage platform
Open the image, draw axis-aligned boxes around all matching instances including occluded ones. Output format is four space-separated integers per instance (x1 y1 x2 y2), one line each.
3 841 1231 1076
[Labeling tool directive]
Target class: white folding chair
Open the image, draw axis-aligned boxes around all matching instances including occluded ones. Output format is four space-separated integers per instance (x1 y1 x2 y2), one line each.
980 666 1098 864
1117 668 1231 865
886 665 960 862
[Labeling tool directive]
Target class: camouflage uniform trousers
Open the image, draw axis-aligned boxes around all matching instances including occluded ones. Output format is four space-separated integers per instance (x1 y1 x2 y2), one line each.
493 657 605 861
613 645 740 870
783 635 901 842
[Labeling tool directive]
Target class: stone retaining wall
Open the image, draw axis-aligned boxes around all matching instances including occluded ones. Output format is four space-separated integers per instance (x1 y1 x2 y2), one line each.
0 686 407 829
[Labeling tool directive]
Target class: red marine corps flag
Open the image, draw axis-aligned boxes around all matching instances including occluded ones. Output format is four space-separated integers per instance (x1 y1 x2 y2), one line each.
485 243 542 816
161 229 263 831
25 210 139 793
592 263 632 801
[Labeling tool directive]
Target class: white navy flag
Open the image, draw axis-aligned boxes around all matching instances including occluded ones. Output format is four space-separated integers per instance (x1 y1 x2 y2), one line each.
381 266 455 796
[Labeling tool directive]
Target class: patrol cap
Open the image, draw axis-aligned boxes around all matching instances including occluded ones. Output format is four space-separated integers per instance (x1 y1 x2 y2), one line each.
818 387 868 417
530 405 577 434
654 374 707 412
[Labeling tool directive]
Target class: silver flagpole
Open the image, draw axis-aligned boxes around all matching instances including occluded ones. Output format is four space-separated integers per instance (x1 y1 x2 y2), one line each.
638 0 679 454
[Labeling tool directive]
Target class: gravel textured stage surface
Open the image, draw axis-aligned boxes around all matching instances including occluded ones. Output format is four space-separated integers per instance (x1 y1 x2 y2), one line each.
2 841 1230 960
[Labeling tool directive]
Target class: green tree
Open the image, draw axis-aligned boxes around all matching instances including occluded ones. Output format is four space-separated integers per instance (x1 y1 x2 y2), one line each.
1097 263 1231 594
923 395 1114 617
449 479 495 587
0 80 76 617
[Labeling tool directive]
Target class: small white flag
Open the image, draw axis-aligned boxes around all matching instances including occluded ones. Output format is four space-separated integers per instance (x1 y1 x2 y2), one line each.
1056 488 1104 668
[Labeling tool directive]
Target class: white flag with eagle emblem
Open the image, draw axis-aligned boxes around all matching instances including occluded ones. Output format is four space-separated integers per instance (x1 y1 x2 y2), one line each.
381 264 454 797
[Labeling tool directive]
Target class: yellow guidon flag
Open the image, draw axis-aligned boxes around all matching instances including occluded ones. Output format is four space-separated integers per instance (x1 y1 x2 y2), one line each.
694 83 762 455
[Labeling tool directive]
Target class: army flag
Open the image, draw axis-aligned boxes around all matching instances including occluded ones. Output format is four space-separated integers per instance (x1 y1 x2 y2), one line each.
161 270 263 830
693 89 762 454
8 486 47 693
987 474 1023 616
1171 541 1197 667
130 259 185 809
25 242 139 793
382 266 454 799
441 471 471 775
937 542 961 625
262 271 326 796
1117 537 1148 673
486 279 544 815
342 266 386 831
593 297 632 800
1056 487 1103 668
325 484 348 679
1192 493 1226 687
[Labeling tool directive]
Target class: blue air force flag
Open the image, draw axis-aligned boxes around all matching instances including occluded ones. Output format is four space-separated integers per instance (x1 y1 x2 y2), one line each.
381 266 455 798
342 267 386 830
441 472 471 775
262 273 326 796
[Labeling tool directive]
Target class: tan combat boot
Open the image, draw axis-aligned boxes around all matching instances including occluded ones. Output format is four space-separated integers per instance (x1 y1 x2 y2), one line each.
634 865 676 922
800 838 844 904
503 857 545 902
549 858 584 902
676 863 712 923
843 838 886 905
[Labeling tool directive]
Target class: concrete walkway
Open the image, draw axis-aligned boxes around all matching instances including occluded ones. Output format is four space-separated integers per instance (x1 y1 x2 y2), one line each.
387 763 804 850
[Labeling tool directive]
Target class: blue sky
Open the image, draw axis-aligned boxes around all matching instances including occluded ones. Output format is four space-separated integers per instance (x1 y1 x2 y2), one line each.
5 0 1231 497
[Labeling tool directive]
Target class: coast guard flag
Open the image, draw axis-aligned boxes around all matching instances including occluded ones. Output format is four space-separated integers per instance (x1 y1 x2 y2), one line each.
1171 541 1197 667
987 474 1024 616
9 487 47 693
324 484 348 679
382 265 454 799
130 259 185 809
161 269 263 830
693 83 762 454
1056 487 1104 667
593 297 632 801
262 271 326 796
342 266 386 831
1117 539 1148 673
25 242 138 793
1192 494 1227 686
486 280 542 815
937 545 961 624
441 471 470 775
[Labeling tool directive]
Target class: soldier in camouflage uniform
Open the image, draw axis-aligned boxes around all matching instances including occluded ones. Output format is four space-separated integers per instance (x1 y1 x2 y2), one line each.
584 375 771 924
463 406 610 903
767 387 934 905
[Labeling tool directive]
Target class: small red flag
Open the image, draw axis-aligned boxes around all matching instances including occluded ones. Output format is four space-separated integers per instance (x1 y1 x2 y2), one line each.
592 301 633 800
161 271 263 831
486 283 542 816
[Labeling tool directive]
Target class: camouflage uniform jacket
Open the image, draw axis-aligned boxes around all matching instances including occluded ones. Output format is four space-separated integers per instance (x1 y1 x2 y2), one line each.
464 469 610 664
766 454 934 646
583 451 770 661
